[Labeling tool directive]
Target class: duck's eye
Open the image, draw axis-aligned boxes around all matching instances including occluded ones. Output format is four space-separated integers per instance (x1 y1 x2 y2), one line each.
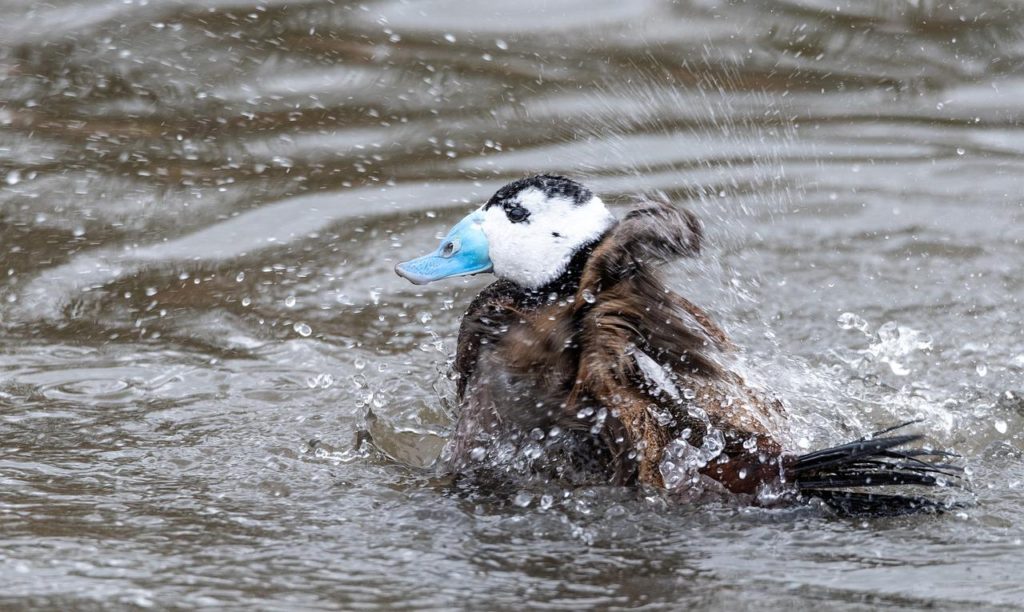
441 238 460 258
506 206 530 223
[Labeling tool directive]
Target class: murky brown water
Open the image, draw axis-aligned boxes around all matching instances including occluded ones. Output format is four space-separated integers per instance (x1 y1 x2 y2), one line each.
2 0 1023 608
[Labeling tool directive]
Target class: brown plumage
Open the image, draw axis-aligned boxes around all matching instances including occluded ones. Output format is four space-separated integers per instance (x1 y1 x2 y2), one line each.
447 197 785 494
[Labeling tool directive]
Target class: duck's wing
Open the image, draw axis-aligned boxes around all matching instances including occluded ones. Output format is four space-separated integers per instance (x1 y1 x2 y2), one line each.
575 196 727 381
570 197 787 490
579 196 702 285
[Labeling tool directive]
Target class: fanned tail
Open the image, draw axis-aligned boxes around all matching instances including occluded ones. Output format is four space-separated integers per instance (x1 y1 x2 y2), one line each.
786 421 963 516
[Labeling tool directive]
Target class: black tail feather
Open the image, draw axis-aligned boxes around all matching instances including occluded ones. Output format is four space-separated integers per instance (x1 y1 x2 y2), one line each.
789 422 963 516
807 490 952 516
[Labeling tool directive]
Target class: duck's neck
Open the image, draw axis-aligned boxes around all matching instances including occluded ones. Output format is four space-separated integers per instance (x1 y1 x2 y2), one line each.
516 236 604 305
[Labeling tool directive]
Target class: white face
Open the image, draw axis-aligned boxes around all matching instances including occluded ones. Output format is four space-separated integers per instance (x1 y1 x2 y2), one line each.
480 186 616 289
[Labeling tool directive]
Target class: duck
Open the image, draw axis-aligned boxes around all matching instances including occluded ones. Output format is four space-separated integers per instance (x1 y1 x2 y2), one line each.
395 174 958 513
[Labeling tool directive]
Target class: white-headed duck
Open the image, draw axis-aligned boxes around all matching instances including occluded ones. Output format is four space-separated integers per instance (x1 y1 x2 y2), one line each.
396 175 958 513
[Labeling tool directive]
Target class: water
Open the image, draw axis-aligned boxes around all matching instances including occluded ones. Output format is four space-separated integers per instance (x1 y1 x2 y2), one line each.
2 0 1023 608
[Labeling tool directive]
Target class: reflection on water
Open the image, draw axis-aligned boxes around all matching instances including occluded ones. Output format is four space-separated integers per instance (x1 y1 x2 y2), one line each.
2 0 1023 608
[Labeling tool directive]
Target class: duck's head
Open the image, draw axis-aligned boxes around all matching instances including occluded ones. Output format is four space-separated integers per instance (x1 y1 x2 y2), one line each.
396 175 615 289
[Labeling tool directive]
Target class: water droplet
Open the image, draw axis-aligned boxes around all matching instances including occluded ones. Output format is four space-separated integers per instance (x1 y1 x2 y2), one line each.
513 492 532 507
145 287 158 297
235 272 246 282
837 311 868 332
293 322 312 337
443 33 456 43
354 358 366 370
241 297 251 307
888 361 911 376
495 38 508 50
419 312 432 324
539 494 554 510
976 363 988 377
470 446 486 461
995 419 1008 434
284 295 296 307
683 388 696 400
581 289 596 304
5 170 21 185
956 147 965 155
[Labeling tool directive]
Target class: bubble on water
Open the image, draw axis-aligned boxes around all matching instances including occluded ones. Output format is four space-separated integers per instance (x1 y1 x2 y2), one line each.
236 272 246 282
284 295 296 308
145 287 157 297
683 388 696 400
702 428 725 460
865 321 932 376
837 311 869 332
888 361 911 376
369 289 382 305
976 363 988 377
521 442 543 460
956 147 965 155
495 38 508 50
241 297 251 307
513 491 532 507
994 419 1008 434
72 226 85 237
306 373 334 389
443 33 456 43
539 494 554 510
652 407 674 426
293 322 312 337
590 407 608 434
354 358 366 370
5 170 21 185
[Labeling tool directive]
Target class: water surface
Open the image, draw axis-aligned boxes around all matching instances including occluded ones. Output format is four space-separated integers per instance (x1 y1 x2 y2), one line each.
2 0 1023 608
